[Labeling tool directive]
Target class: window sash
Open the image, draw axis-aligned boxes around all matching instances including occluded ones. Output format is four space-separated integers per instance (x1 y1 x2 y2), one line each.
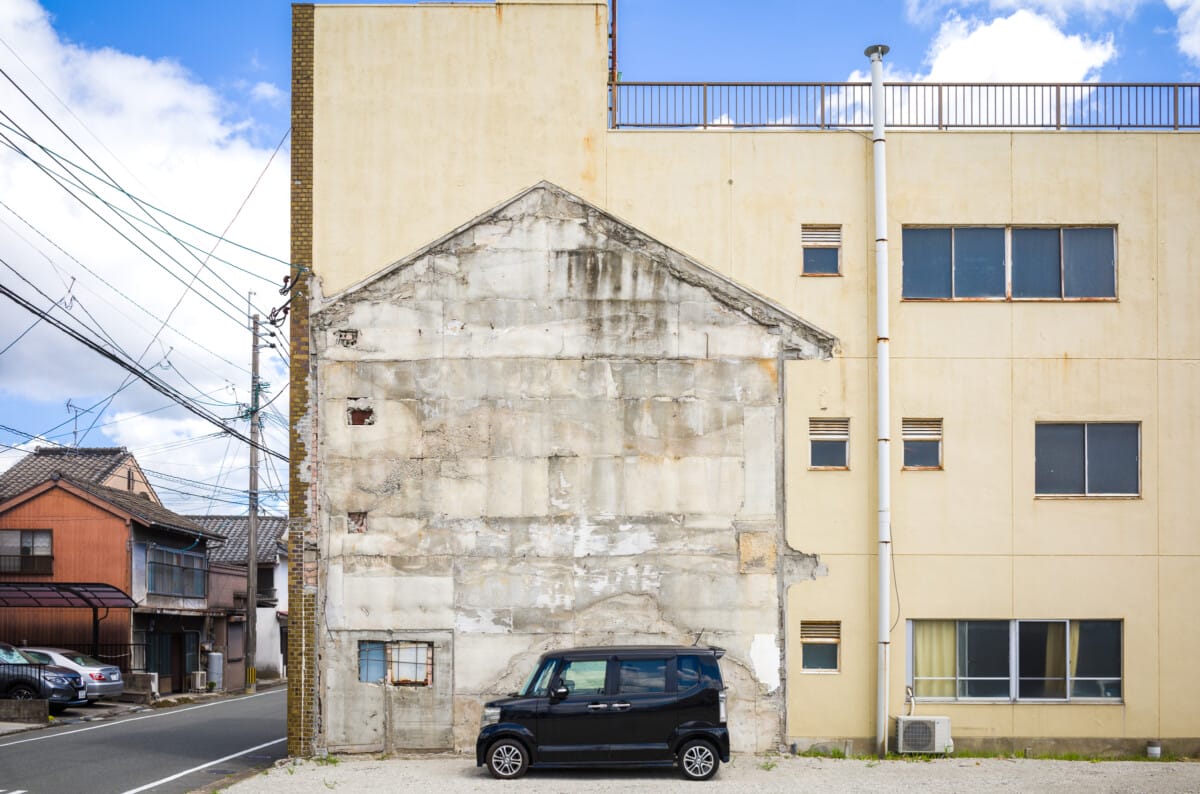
903 226 1116 301
909 619 1122 702
1035 422 1140 496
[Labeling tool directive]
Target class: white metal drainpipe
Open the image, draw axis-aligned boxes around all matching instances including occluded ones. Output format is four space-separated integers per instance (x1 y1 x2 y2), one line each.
865 42 892 759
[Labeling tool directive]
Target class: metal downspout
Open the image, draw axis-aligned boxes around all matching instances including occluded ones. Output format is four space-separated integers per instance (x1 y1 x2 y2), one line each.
865 43 892 759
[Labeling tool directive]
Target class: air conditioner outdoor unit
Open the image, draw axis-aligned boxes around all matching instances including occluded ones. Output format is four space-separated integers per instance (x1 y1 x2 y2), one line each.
897 716 954 754
189 670 207 692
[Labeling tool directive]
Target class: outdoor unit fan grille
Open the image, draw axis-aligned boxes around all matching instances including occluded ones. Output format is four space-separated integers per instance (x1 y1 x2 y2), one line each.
903 720 934 751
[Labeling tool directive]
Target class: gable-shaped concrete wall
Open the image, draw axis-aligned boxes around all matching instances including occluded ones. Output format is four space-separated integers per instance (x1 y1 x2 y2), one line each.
310 186 831 752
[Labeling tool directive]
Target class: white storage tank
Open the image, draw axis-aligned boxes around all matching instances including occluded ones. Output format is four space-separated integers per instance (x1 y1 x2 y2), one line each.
207 652 224 690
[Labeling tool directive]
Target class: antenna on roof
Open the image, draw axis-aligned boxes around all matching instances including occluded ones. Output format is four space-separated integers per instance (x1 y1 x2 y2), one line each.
65 400 85 447
692 628 705 646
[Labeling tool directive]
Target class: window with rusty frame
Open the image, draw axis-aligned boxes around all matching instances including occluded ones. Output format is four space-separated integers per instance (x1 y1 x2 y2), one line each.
810 418 850 469
358 640 434 687
801 224 842 276
801 621 841 671
902 226 1116 301
902 418 943 470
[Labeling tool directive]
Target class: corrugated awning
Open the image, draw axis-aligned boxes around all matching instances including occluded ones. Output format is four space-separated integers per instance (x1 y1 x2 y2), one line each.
0 582 136 608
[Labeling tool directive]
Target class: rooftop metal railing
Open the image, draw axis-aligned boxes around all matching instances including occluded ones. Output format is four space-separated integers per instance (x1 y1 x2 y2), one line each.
610 82 1200 130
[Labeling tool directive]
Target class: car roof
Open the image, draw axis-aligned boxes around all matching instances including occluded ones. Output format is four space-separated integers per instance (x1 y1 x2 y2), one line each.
542 645 725 660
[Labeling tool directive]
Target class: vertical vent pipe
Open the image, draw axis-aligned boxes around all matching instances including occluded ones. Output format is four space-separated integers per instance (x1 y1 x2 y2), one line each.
864 42 892 759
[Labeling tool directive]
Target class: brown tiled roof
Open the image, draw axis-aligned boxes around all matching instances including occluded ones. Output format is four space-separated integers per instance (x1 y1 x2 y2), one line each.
0 447 129 500
189 515 286 565
65 478 223 540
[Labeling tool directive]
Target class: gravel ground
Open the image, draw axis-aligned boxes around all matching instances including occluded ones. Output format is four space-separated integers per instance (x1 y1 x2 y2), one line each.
223 753 1200 793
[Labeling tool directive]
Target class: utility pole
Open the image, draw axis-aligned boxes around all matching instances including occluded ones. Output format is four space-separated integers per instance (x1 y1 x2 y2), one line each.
245 313 260 694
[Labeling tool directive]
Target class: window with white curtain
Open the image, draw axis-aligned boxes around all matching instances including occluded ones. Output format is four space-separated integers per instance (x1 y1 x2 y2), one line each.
909 619 1122 701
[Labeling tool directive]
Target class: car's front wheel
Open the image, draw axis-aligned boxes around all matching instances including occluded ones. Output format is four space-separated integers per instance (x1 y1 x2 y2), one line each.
485 738 529 780
678 738 720 781
7 683 37 700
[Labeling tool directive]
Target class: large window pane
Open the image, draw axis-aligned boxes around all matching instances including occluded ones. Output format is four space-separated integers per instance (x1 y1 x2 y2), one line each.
903 228 952 298
1012 228 1061 298
1063 228 1116 298
954 227 1006 297
358 641 386 683
1086 423 1139 494
912 620 955 698
958 621 1010 698
1071 620 1122 698
1035 423 1086 494
1018 621 1067 699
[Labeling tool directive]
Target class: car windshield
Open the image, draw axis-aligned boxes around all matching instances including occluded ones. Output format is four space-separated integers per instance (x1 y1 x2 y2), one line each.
519 659 557 697
0 646 32 665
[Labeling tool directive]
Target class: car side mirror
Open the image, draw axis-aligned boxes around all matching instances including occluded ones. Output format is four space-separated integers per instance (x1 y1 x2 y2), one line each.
551 686 569 701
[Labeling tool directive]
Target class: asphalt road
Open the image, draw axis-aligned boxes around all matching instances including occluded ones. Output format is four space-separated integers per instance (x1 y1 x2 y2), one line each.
0 688 286 793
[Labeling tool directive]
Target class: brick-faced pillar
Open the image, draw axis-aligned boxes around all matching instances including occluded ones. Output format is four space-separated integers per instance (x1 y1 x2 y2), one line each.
288 2 317 759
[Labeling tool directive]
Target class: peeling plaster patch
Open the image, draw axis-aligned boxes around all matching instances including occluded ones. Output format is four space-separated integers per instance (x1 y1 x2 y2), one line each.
749 633 781 693
455 608 513 634
573 518 658 558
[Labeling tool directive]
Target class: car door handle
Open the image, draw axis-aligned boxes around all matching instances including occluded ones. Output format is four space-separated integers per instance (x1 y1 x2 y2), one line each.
610 702 631 711
586 703 609 711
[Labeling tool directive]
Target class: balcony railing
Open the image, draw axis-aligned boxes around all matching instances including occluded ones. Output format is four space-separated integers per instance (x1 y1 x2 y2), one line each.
610 82 1200 130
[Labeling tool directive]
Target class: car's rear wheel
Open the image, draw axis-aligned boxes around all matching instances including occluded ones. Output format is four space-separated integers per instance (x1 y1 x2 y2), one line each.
485 738 529 780
679 739 720 781
7 683 37 700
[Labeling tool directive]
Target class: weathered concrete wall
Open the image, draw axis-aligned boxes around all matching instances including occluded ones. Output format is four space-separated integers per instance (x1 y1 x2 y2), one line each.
311 184 832 753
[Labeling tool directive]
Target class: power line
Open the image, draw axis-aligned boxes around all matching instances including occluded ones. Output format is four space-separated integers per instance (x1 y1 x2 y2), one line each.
0 270 287 462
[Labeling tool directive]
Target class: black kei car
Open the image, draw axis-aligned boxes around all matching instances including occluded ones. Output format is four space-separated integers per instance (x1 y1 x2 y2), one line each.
476 645 729 781
0 641 88 715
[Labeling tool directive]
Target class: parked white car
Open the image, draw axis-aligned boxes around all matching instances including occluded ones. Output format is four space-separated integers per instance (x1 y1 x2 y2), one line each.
21 647 123 703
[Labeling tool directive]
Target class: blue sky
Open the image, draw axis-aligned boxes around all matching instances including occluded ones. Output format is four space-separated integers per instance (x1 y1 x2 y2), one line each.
0 0 1194 513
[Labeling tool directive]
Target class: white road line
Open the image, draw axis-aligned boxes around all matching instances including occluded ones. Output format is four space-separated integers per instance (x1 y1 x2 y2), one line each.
119 736 287 794
0 688 285 748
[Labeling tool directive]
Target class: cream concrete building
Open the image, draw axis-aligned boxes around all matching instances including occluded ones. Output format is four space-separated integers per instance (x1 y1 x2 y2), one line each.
287 0 1200 757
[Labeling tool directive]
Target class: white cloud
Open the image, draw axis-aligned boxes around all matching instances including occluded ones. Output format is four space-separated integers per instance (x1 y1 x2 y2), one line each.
907 0 1145 25
924 10 1115 80
250 81 284 105
855 10 1115 81
0 0 290 512
1165 0 1200 61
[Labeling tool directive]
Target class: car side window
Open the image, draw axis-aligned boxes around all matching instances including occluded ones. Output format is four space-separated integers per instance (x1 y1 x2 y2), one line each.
24 650 51 664
556 659 607 696
677 655 701 689
618 658 668 694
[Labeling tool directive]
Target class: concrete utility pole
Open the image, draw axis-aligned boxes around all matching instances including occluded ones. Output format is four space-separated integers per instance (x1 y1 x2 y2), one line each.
245 313 260 694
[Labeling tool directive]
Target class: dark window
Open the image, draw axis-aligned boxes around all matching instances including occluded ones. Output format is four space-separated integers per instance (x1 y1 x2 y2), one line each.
958 620 1010 698
800 620 840 671
1063 228 1116 298
810 418 850 469
677 654 722 689
617 658 667 694
803 247 840 275
1012 228 1062 298
1070 620 1122 698
0 529 52 574
1018 621 1067 699
904 226 1116 301
802 644 839 671
902 419 943 469
902 228 952 298
953 227 1005 297
1035 422 1139 496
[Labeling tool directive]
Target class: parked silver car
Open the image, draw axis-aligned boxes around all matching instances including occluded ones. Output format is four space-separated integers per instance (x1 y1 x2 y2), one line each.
21 647 124 702
0 642 87 714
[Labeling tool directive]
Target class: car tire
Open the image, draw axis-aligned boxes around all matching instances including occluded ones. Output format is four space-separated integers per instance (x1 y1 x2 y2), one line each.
485 738 529 780
7 683 37 700
678 739 720 781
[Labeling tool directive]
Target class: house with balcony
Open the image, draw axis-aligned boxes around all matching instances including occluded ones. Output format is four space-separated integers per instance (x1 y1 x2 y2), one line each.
286 0 1200 758
0 447 228 693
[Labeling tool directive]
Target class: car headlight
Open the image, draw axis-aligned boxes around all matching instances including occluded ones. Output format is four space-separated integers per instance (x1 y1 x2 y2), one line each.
481 706 501 727
46 675 70 685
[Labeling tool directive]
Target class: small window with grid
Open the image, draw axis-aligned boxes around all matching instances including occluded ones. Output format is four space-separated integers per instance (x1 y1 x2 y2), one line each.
802 224 842 276
357 640 434 686
902 418 943 470
810 418 849 469
801 621 841 672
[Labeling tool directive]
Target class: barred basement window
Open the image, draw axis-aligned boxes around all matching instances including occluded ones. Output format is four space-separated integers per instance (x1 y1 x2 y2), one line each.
802 224 842 276
801 621 840 671
902 418 943 469
358 640 434 686
810 418 850 469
